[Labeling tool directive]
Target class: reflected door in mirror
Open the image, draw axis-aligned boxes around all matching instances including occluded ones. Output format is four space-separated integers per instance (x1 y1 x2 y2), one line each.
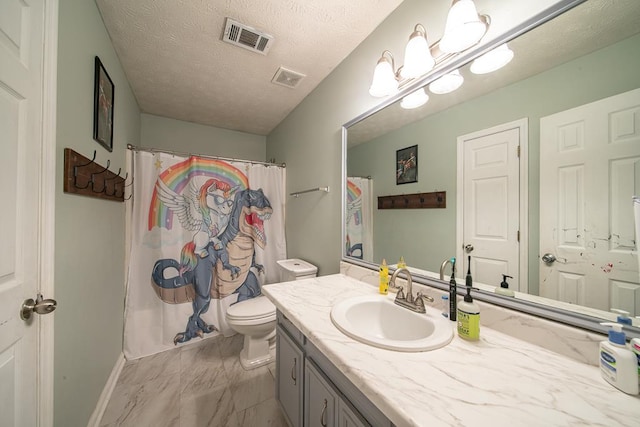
460 122 522 290
539 88 640 314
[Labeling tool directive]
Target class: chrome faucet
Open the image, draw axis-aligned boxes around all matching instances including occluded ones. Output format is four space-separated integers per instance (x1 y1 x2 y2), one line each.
439 258 453 280
389 267 434 314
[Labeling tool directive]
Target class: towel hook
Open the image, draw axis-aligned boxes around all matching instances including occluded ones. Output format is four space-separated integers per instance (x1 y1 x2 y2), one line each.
90 159 111 193
104 167 121 196
73 150 97 189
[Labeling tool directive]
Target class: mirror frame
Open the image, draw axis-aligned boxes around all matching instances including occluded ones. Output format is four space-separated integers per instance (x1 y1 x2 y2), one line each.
341 0 640 340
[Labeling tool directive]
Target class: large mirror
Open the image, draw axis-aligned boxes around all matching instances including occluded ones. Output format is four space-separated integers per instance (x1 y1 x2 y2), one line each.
343 0 640 329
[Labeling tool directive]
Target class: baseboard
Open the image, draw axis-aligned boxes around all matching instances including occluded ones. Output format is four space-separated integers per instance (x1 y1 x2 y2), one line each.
86 352 126 427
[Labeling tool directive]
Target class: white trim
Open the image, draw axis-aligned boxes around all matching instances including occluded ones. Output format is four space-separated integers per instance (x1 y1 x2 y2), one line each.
87 353 126 427
456 118 529 292
38 0 59 426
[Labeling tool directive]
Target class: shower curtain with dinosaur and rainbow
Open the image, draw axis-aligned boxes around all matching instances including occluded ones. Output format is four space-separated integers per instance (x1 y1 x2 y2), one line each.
124 150 286 360
346 177 373 262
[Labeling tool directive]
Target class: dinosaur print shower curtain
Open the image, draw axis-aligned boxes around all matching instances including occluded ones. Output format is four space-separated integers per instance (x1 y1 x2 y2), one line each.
345 177 373 262
124 150 286 360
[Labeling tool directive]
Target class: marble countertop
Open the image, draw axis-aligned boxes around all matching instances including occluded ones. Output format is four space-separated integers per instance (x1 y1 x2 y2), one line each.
263 274 640 427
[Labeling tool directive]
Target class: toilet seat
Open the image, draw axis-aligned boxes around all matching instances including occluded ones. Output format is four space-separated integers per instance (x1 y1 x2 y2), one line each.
226 295 276 323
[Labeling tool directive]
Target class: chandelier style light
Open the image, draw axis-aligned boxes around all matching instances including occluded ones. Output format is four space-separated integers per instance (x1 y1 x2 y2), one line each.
369 0 511 109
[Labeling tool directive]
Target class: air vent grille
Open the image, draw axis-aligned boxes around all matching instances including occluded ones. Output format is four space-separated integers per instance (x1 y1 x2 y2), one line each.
272 67 306 89
222 18 273 55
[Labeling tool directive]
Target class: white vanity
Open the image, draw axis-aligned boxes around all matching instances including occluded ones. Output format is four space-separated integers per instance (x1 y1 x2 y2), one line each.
264 273 640 427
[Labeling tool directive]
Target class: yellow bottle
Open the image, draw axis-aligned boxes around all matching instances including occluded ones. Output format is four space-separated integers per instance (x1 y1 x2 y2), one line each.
379 259 389 295
398 256 406 269
457 276 480 340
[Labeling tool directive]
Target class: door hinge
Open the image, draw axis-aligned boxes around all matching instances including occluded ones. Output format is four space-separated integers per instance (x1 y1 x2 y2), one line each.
517 146 520 157
517 230 520 242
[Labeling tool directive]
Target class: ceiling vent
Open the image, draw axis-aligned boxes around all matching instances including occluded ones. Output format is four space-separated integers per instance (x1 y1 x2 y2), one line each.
222 18 273 55
272 67 306 89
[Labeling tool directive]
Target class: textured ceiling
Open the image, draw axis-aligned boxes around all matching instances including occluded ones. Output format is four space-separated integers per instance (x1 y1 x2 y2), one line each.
348 0 640 145
95 0 404 136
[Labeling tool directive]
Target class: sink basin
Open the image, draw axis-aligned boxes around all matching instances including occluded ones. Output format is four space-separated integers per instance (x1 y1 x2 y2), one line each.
330 295 453 352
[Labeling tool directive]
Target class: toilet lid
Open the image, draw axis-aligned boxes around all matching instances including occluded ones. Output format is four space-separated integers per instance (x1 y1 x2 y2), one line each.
226 296 276 320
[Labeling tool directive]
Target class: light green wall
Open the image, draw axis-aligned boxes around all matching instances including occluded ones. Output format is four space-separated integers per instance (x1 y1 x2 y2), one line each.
348 33 640 291
141 113 266 160
266 0 567 275
55 0 140 425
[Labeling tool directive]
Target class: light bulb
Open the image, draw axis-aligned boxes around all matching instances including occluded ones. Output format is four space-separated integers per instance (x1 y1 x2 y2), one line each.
470 44 514 74
369 53 399 97
429 70 464 94
401 88 429 109
401 25 435 79
440 0 487 54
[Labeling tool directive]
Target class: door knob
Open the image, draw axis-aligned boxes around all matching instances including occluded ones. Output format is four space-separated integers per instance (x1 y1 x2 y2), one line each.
464 244 474 253
21 293 57 320
541 253 556 264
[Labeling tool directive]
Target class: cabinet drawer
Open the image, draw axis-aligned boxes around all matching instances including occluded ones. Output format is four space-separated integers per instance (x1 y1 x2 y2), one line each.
278 310 305 346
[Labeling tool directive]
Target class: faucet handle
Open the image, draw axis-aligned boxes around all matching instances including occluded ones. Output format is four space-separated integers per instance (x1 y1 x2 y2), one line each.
395 287 405 301
416 292 435 307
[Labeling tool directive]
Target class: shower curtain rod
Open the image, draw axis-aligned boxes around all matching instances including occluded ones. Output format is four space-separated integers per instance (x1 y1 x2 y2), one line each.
126 144 286 168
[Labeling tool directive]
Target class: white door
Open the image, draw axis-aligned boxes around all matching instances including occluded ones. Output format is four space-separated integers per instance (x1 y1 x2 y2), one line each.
540 88 640 314
0 0 55 425
457 119 526 291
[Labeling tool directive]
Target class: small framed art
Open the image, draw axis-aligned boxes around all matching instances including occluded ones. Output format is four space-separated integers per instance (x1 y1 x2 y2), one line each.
93 56 114 152
396 145 418 185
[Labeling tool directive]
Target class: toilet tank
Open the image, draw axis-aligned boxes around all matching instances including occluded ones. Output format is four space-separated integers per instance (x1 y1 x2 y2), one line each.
277 258 318 282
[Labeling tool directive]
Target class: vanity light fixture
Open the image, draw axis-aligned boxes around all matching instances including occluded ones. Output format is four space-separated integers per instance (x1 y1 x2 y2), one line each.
439 0 489 54
369 50 400 97
400 24 435 79
369 0 490 98
470 43 514 74
400 88 429 109
428 70 464 94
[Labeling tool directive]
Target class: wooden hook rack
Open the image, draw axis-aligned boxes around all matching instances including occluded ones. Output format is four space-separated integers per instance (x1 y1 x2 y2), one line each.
63 148 130 202
378 191 446 209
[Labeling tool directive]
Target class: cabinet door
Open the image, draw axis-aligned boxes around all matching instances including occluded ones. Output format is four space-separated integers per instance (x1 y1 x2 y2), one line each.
338 400 370 427
277 326 304 427
305 362 337 427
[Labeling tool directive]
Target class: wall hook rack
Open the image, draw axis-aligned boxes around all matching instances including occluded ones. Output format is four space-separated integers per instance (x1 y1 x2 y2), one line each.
64 148 126 202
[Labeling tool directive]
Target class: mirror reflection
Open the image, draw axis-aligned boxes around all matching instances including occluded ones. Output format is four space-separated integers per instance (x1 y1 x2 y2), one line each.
344 0 640 323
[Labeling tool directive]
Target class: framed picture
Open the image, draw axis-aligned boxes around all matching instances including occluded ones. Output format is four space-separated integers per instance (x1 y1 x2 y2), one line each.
93 56 114 152
396 145 418 184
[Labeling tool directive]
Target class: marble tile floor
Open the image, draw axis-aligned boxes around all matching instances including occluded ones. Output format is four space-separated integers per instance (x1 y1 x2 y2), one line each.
100 334 288 427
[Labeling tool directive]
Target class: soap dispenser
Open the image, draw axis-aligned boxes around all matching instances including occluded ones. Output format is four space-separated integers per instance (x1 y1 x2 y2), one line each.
599 322 638 395
495 274 515 297
611 309 632 325
457 257 480 340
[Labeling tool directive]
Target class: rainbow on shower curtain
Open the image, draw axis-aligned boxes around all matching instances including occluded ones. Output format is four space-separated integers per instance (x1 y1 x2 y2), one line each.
346 177 373 262
124 151 286 359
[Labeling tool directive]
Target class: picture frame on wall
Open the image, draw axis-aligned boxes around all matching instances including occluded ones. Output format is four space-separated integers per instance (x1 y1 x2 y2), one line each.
93 56 114 152
396 145 418 185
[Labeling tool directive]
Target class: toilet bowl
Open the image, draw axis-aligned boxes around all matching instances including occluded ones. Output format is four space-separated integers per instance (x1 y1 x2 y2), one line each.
225 258 317 370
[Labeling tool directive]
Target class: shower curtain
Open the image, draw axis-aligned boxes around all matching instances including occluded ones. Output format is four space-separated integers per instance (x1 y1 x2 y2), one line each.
346 177 373 262
124 150 286 359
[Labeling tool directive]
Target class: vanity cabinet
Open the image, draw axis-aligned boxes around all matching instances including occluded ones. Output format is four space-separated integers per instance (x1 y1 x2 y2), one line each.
276 311 388 427
305 361 337 426
276 324 304 427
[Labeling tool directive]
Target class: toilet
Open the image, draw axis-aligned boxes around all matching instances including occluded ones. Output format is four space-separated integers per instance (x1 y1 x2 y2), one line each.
225 258 317 370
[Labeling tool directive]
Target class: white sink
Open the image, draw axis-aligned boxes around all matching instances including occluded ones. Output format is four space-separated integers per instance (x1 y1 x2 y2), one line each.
330 295 453 352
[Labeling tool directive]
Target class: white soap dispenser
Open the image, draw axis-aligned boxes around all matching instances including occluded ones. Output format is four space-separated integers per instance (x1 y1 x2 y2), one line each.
611 308 632 325
599 322 639 395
